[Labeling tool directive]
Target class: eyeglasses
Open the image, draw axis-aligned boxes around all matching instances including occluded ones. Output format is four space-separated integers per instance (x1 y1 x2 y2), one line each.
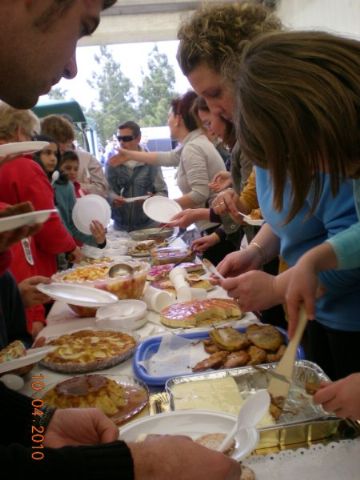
117 135 135 142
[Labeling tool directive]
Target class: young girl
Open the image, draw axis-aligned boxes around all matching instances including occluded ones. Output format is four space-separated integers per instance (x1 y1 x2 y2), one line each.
34 137 106 249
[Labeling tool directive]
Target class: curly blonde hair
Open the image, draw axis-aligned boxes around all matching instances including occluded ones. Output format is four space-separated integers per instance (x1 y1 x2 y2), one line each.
177 1 282 83
0 101 40 141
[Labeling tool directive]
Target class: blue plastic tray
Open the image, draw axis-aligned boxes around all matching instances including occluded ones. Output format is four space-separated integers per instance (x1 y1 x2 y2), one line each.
133 326 305 387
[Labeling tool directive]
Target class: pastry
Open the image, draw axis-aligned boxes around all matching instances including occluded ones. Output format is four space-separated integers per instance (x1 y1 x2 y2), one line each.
160 298 242 328
151 246 195 265
128 240 156 255
41 329 137 373
43 374 127 416
42 373 149 424
209 327 250 351
246 324 284 352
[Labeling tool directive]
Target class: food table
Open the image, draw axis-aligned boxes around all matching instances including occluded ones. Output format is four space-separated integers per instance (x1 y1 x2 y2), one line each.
15 229 360 478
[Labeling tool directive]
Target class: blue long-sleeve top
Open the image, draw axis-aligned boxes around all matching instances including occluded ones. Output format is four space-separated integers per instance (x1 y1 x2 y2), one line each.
256 167 360 332
326 179 360 269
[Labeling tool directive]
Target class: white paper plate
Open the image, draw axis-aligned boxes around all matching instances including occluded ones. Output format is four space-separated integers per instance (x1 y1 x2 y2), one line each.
72 194 111 234
0 346 56 374
0 141 49 157
243 216 265 226
36 283 118 307
124 195 150 203
0 208 57 233
143 196 182 223
119 410 259 461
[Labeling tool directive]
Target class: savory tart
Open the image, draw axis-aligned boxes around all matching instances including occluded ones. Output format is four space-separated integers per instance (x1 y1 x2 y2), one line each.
160 298 242 328
42 374 148 424
41 330 137 373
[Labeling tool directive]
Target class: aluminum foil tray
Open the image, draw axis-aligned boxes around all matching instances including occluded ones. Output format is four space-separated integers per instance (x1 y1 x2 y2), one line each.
166 360 340 449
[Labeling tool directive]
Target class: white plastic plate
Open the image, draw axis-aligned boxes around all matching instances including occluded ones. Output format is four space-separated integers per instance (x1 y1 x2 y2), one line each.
36 283 118 307
0 346 56 374
143 196 182 223
0 141 49 157
0 208 57 233
119 410 259 461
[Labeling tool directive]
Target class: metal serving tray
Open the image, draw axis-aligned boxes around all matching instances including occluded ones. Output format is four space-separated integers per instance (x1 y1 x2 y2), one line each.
166 360 340 450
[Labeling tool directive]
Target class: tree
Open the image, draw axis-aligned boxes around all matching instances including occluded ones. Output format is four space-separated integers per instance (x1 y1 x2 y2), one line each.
48 86 67 100
137 45 177 126
87 46 137 144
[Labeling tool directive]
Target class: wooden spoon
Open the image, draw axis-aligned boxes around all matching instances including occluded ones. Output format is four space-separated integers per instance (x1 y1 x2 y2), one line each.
267 305 308 404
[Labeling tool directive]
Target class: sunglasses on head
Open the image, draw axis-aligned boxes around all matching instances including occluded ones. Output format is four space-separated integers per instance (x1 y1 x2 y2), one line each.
117 135 135 142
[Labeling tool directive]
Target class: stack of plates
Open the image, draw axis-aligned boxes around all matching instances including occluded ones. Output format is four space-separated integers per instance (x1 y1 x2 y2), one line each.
72 194 111 234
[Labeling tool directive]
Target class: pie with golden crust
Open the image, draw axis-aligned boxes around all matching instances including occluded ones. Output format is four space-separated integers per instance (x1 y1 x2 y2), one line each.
41 330 137 373
160 298 242 328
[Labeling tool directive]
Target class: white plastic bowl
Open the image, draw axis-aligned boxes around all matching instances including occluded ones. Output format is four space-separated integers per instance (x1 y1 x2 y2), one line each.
96 299 147 330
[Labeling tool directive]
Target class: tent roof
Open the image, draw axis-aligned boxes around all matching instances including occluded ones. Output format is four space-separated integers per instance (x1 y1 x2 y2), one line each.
32 99 87 123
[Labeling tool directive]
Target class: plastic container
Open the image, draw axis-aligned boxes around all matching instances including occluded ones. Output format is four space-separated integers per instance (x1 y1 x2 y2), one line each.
132 327 305 387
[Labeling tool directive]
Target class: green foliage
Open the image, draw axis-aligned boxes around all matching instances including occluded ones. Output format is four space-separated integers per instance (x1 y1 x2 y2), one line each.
48 86 68 100
137 45 177 126
86 46 137 144
85 44 177 144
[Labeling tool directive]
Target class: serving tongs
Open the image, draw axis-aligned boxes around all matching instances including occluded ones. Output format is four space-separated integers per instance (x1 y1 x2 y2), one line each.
267 305 308 408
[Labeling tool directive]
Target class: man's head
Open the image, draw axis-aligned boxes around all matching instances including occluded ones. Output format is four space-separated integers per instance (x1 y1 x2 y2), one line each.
0 0 116 109
117 121 141 151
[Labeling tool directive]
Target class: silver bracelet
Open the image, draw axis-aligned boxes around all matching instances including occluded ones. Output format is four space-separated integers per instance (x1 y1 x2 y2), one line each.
249 241 267 265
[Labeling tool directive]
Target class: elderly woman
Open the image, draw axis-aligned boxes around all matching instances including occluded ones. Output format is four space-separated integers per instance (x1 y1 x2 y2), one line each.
0 102 81 278
110 90 226 264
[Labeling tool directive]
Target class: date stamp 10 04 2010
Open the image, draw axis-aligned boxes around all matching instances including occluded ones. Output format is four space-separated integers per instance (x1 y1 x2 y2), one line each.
31 373 47 461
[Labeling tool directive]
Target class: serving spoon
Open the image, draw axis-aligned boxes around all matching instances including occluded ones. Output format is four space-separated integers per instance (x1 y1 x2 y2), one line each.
217 389 270 454
108 262 135 278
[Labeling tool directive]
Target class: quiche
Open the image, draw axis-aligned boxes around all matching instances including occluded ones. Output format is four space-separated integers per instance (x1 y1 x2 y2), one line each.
160 298 242 328
41 330 137 373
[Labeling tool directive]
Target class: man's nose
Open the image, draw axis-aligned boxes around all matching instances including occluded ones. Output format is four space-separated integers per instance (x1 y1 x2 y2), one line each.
63 53 78 79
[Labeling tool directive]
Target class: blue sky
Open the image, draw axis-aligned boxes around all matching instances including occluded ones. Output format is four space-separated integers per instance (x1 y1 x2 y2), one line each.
42 40 191 110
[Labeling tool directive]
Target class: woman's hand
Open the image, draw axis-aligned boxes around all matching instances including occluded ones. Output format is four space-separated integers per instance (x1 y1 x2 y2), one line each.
90 220 106 245
18 275 51 307
69 246 83 263
221 270 283 311
211 189 243 222
108 148 130 166
208 170 232 192
314 374 360 420
168 208 209 229
112 195 126 207
191 233 220 253
217 245 263 278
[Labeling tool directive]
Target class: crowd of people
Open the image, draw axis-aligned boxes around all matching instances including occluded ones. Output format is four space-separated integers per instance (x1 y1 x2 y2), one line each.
1 1 360 479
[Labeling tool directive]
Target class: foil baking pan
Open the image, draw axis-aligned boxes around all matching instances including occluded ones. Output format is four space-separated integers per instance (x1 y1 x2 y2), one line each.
166 360 340 449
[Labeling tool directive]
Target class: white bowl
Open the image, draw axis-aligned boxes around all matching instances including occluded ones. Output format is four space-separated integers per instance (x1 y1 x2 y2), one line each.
96 299 147 330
